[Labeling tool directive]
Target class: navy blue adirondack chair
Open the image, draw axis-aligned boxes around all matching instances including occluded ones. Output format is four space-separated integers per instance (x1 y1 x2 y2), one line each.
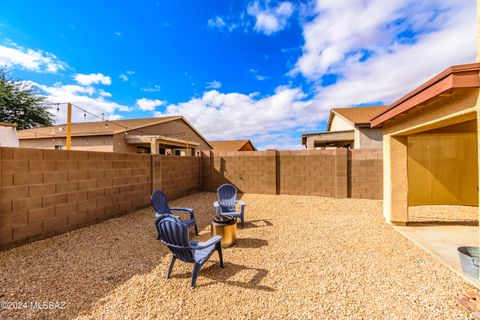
156 215 224 288
214 183 246 228
151 190 199 236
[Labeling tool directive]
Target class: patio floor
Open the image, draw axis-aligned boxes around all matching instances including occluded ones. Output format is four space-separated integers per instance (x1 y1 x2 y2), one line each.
394 225 479 288
0 192 475 319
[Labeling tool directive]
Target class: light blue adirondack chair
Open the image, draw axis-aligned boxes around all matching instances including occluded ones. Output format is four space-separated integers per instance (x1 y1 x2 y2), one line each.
214 183 246 228
151 190 198 236
156 215 224 288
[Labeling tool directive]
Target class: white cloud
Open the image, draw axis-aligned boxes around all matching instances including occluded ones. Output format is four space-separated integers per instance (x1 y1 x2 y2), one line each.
135 98 164 111
155 87 321 145
207 16 238 32
250 68 268 81
119 70 134 82
296 0 475 105
74 73 112 86
0 44 66 73
25 81 131 124
247 1 294 35
141 84 161 92
208 16 227 29
206 80 222 89
115 31 122 37
293 0 474 79
99 90 112 97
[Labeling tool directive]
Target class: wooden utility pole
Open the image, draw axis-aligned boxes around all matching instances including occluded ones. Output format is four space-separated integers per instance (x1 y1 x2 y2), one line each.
66 102 72 150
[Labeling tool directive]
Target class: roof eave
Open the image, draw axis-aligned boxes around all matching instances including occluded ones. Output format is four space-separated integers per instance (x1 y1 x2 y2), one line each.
18 132 114 140
371 62 480 128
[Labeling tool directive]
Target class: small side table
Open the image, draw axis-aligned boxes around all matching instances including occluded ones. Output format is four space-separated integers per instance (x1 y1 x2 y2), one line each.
211 216 238 248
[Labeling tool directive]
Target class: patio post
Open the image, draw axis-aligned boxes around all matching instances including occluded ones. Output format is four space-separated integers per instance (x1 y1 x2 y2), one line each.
150 139 158 154
383 135 408 225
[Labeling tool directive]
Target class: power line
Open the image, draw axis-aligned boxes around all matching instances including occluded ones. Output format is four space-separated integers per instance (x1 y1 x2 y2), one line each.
30 102 191 144
71 103 129 132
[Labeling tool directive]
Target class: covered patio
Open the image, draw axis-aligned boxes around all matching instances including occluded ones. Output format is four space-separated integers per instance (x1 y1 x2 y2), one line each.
301 130 354 149
371 63 480 285
125 134 199 155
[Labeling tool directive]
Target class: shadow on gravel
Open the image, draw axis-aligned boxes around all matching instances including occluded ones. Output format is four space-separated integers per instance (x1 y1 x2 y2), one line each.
243 219 273 229
234 238 268 248
172 262 275 292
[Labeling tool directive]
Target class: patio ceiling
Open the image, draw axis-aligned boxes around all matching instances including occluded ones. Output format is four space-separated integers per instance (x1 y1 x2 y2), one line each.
125 134 200 148
301 130 354 145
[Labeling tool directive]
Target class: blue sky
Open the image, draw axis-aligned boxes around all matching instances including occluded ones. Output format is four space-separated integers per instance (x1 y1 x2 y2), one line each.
0 0 476 149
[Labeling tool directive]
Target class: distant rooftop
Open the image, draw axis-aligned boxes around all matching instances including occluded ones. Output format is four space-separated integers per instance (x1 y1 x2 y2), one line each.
327 106 388 131
209 139 256 151
17 116 183 139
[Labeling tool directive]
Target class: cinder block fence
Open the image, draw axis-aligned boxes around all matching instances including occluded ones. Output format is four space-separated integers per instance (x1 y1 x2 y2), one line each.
202 149 382 199
0 147 382 249
0 147 201 249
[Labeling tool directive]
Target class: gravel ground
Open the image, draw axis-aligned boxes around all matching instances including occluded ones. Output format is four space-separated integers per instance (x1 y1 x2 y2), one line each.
0 192 475 320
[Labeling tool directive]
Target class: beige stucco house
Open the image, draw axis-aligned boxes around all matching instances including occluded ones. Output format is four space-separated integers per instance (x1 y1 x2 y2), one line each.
302 106 388 149
18 116 212 155
0 122 19 147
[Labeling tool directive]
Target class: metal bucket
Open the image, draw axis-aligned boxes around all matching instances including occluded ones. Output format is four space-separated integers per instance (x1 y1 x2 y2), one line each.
458 246 479 280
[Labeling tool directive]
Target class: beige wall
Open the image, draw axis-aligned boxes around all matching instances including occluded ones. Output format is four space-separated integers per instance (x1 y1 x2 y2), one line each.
348 149 383 199
0 147 150 249
0 126 19 147
208 151 277 194
330 114 354 131
152 155 201 200
113 118 211 153
20 136 114 152
0 146 204 250
203 149 381 199
382 88 480 225
355 127 384 149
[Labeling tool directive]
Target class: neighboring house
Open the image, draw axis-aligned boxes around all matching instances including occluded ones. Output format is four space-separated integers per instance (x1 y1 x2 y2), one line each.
302 106 388 149
210 140 256 151
18 116 212 155
0 122 19 147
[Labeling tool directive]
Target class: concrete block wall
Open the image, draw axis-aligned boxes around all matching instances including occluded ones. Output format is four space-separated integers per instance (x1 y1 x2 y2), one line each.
208 151 276 194
277 150 337 197
348 149 383 200
205 149 383 200
152 155 201 201
0 147 203 249
0 146 383 249
200 151 211 191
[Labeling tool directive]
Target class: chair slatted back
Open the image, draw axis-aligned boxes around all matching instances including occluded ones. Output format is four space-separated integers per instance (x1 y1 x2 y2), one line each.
156 216 194 263
151 190 171 215
217 184 237 213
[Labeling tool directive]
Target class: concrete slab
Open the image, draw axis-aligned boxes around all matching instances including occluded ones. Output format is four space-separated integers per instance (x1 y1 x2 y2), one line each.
394 225 480 288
